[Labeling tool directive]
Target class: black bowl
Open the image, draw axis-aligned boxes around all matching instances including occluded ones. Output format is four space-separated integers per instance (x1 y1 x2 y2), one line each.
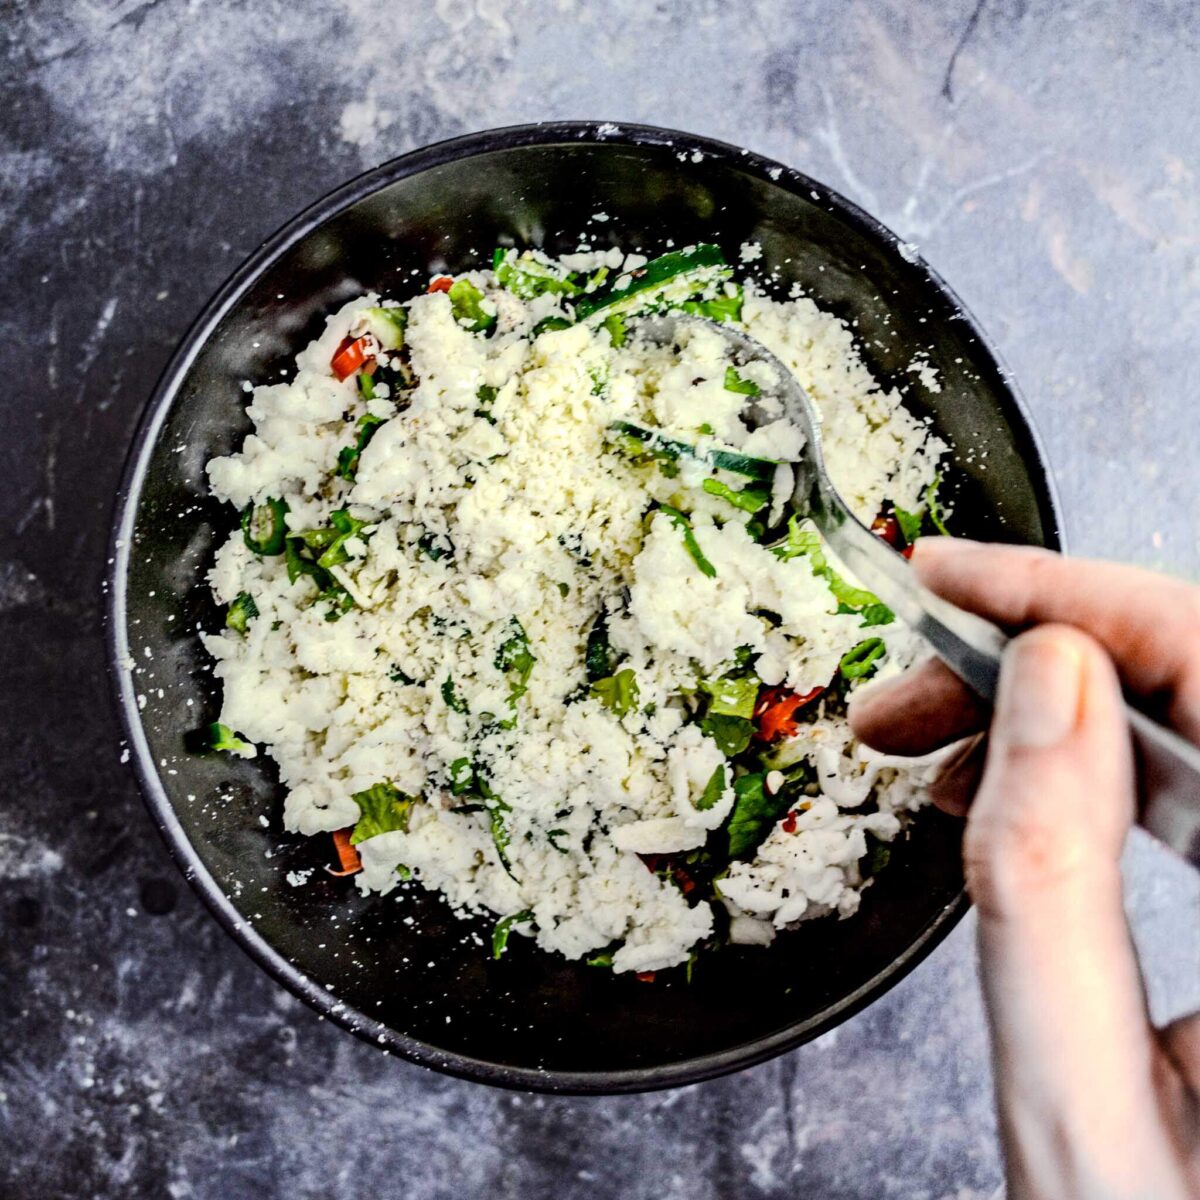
107 121 1061 1093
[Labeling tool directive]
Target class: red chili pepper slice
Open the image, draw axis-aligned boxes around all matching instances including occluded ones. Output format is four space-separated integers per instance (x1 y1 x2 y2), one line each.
901 544 915 560
427 276 454 293
635 971 657 983
871 513 901 547
781 810 798 834
326 828 362 876
330 335 374 382
754 685 826 743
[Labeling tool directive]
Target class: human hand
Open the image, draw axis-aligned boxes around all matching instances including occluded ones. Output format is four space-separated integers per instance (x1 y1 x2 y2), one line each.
849 538 1200 1199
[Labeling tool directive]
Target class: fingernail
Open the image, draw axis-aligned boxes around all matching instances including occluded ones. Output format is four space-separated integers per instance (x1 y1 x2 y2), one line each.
995 630 1085 748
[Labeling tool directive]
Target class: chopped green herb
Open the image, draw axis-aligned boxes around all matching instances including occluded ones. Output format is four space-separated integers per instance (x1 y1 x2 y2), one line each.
225 591 259 634
585 618 615 683
774 516 894 625
586 950 614 968
658 505 716 578
495 618 536 718
207 722 253 755
679 283 744 323
697 422 715 436
727 772 792 859
336 413 384 482
702 477 770 514
442 676 468 714
602 312 627 348
318 582 355 622
723 366 760 396
893 505 923 546
492 909 535 959
416 531 454 561
241 497 288 556
924 472 951 536
557 581 570 597
863 831 892 877
349 781 417 845
547 829 569 854
698 713 754 756
389 666 416 685
590 667 640 717
695 764 727 812
448 278 496 333
840 637 887 681
493 249 580 299
486 794 516 879
700 671 759 719
358 372 376 402
447 757 476 796
396 863 413 881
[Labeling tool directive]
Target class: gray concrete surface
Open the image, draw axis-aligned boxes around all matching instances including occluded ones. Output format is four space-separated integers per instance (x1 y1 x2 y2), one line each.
3 1 1199 1196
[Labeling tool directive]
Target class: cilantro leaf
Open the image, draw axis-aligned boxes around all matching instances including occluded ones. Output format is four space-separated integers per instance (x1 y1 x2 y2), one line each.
863 831 892 878
893 505 923 546
723 366 760 396
700 671 759 719
485 794 517 879
590 668 640 717
698 713 754 756
585 617 615 683
207 722 254 756
924 472 951 536
441 676 469 714
695 764 727 812
495 618 536 718
658 504 717 578
349 781 417 846
679 283 744 323
774 516 894 624
336 413 384 482
602 312 627 347
726 773 792 859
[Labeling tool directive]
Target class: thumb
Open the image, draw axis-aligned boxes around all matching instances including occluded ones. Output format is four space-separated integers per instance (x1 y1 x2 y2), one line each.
968 627 1181 1197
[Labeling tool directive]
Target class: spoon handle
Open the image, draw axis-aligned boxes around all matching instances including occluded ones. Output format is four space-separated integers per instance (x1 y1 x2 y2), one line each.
824 509 1200 867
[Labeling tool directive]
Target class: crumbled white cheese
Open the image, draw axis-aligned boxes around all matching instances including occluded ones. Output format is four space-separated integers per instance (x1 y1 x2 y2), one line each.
203 250 944 973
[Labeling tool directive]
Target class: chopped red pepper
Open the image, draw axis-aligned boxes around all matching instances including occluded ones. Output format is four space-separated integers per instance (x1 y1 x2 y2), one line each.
330 335 374 382
901 544 915 560
781 810 799 834
754 685 825 742
326 828 362 877
427 276 453 293
871 513 901 547
635 971 657 983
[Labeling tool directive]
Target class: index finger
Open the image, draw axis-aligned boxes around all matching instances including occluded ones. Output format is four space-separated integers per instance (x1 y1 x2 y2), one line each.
912 539 1200 741
849 540 1200 757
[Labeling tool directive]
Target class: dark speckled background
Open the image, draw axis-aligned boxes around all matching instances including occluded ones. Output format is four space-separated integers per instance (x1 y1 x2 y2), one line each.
3 2 1200 1197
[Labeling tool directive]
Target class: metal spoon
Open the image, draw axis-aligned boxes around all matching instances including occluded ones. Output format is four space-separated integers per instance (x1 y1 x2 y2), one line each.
636 313 1200 868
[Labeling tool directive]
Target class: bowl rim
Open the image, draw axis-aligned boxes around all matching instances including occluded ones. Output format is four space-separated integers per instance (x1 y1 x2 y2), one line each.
105 118 1063 1095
